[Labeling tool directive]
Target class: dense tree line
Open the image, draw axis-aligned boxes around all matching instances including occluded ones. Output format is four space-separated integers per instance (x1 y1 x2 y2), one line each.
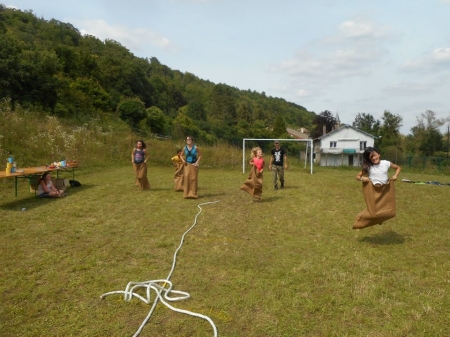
0 6 315 144
310 109 449 160
352 110 449 160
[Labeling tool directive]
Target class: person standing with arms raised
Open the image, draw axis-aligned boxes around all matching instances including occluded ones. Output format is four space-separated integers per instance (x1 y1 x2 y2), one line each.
269 141 288 190
183 136 202 199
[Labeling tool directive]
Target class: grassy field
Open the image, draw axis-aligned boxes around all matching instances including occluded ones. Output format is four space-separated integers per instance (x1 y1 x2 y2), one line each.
1 164 450 336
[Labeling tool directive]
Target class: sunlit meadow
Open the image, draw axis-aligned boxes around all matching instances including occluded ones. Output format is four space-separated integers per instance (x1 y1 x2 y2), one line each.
1 104 450 336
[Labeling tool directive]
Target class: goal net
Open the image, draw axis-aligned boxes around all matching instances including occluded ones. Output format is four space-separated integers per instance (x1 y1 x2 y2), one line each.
242 138 314 174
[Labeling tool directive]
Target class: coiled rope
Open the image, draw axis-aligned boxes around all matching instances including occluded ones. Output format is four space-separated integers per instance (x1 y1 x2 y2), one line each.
100 200 221 337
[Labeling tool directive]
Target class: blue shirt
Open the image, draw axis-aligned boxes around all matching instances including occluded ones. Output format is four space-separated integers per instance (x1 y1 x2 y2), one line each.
184 145 197 163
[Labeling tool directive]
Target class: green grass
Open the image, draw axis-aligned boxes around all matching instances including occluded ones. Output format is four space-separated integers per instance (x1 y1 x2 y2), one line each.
1 165 450 336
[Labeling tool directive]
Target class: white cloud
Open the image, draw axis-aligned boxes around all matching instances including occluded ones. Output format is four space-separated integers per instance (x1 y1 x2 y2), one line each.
382 81 433 96
400 47 450 72
75 19 177 53
296 89 312 98
269 17 390 98
277 49 377 79
432 47 450 62
320 18 391 45
339 20 388 39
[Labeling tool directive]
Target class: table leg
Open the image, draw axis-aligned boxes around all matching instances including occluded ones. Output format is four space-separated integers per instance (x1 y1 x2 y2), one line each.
15 176 18 197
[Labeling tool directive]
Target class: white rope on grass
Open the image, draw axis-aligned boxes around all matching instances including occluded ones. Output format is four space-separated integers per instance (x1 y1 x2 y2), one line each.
100 200 221 337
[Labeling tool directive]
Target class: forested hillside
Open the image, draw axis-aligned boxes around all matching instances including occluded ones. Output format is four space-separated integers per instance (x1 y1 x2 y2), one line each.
0 5 316 144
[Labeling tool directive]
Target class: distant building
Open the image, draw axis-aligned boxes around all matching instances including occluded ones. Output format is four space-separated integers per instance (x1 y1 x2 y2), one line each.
313 125 376 167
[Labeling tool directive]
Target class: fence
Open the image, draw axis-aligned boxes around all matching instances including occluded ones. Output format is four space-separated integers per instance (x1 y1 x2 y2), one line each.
384 155 450 173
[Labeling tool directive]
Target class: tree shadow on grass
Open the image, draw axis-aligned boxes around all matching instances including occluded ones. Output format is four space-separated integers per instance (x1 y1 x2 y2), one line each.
359 230 405 245
0 184 95 211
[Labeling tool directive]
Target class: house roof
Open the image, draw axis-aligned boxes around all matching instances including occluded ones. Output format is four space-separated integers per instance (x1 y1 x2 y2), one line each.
314 124 376 141
286 127 309 139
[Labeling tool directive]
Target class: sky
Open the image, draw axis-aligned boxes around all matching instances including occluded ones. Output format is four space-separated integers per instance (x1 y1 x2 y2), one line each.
6 0 450 135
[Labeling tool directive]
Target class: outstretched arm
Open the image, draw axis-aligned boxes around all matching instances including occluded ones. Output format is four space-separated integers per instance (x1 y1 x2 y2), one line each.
390 163 401 180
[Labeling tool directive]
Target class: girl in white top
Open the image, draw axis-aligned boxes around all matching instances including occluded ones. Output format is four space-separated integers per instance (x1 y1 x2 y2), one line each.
37 172 66 198
356 147 401 185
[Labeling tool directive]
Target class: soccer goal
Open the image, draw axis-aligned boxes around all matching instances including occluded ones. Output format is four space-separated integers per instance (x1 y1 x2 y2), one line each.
242 138 314 174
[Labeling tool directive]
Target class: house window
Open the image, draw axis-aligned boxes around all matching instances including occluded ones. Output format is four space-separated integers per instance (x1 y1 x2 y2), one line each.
360 141 367 151
330 141 337 148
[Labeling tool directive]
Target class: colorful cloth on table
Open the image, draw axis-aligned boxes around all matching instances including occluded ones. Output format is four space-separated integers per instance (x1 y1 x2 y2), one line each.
353 180 396 229
240 164 263 200
183 164 198 198
134 162 150 190
174 162 184 192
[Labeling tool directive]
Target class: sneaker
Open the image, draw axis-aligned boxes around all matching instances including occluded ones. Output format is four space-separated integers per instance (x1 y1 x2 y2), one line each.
274 184 278 190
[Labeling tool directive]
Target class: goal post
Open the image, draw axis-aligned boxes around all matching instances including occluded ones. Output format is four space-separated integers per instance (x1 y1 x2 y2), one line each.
242 138 314 174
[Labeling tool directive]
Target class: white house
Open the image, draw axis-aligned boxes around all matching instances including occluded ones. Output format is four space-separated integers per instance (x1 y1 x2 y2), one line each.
313 125 376 167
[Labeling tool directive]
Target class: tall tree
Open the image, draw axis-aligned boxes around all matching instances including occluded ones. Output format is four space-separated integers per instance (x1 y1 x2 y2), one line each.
0 33 21 107
117 98 146 128
236 101 253 123
353 112 381 135
415 110 444 156
379 110 403 148
209 83 237 124
311 110 336 138
187 100 207 121
272 114 287 137
145 106 167 135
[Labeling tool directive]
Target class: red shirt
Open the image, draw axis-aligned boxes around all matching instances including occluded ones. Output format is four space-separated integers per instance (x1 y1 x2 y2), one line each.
252 157 264 172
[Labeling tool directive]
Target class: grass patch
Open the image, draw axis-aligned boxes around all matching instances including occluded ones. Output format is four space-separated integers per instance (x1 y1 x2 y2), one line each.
1 165 450 336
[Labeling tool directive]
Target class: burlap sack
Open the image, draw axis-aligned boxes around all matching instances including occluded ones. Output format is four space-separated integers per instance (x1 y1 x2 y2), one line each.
174 163 184 191
353 180 396 229
240 164 263 200
134 163 150 190
183 164 198 199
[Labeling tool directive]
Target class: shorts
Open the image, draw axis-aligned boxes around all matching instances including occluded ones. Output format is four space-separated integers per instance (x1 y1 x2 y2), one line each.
39 192 50 198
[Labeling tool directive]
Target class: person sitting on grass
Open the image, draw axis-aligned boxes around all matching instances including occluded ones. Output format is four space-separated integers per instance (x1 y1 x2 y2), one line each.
37 172 66 198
